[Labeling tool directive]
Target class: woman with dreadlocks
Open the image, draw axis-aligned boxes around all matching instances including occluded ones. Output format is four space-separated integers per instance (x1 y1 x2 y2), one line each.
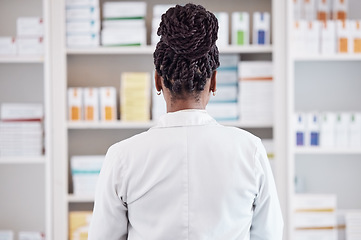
88 4 283 240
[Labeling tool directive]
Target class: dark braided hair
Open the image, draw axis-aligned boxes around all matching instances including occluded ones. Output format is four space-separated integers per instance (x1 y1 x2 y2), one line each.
153 3 220 99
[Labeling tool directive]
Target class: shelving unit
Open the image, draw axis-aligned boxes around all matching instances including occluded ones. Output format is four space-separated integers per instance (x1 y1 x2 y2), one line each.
51 0 288 239
286 0 361 239
0 0 52 238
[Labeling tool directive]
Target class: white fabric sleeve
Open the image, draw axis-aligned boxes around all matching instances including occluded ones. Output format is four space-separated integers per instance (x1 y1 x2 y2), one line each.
88 145 128 240
250 139 284 240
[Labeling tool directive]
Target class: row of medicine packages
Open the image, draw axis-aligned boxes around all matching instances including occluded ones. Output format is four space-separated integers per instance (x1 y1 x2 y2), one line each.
295 112 361 147
0 231 45 240
0 18 44 56
293 20 361 54
65 0 271 47
293 0 349 21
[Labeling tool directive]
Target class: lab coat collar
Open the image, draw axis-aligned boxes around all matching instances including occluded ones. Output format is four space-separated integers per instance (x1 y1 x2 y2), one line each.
152 109 219 128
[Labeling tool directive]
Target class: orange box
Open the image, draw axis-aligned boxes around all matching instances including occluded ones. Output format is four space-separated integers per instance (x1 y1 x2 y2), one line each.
68 88 83 121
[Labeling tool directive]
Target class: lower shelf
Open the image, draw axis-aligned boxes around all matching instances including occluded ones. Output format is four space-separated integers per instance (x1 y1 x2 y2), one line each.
68 194 94 203
0 156 46 164
294 147 361 154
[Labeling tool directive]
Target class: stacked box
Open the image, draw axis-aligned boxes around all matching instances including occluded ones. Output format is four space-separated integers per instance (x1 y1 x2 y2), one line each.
71 155 104 196
18 232 45 240
207 54 239 122
238 61 273 124
346 212 361 240
151 4 174 45
69 211 92 240
120 72 151 121
0 37 17 56
66 0 100 48
102 2 146 46
17 17 44 55
0 104 43 157
294 194 337 240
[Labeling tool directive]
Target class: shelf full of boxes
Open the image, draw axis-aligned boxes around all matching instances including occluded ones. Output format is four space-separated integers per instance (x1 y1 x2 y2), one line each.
51 0 284 239
0 0 52 239
288 0 361 240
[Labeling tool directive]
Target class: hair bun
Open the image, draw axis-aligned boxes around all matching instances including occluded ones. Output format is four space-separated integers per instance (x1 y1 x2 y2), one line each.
157 4 218 60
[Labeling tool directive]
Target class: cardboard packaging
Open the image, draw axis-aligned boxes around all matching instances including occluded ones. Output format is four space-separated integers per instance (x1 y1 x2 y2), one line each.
337 20 352 53
83 88 99 121
0 37 17 55
66 0 99 7
349 112 361 147
333 0 348 21
295 112 306 146
99 87 117 121
0 103 43 121
69 211 92 240
320 20 336 54
232 12 249 46
306 112 320 146
335 112 349 147
293 21 307 54
17 37 44 55
103 1 146 19
206 102 239 122
304 21 320 54
317 0 331 21
0 231 13 240
101 28 146 46
215 12 229 46
293 0 302 20
66 20 100 34
320 112 336 147
18 232 45 240
17 17 44 37
253 12 270 45
68 88 83 121
351 20 361 53
67 34 99 47
303 0 316 20
66 6 100 20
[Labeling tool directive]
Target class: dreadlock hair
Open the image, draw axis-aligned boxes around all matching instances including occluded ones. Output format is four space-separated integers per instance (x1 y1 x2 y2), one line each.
153 3 220 100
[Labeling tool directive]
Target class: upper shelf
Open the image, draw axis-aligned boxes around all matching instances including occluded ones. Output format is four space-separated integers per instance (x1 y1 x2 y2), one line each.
294 147 361 154
0 156 46 164
0 56 44 63
292 54 361 62
66 45 273 55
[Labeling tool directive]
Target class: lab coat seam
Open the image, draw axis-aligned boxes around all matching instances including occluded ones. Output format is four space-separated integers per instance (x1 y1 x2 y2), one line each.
185 127 190 240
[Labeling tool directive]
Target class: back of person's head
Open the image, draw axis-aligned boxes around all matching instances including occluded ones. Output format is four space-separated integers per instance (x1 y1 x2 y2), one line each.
153 3 220 100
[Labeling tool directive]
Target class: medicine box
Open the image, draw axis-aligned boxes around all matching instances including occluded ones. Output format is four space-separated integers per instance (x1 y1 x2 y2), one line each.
68 88 83 121
320 112 336 147
335 112 349 147
320 21 336 54
103 1 146 19
17 37 44 55
83 88 99 121
293 0 302 20
351 20 361 53
232 12 249 46
71 155 104 195
209 85 238 103
345 212 361 240
217 54 239 85
17 17 44 37
317 0 331 21
0 103 43 120
293 21 307 54
215 12 229 46
206 102 239 122
333 0 348 20
349 112 361 147
67 34 99 47
303 0 316 20
69 211 92 240
304 21 320 54
306 112 320 146
18 232 45 240
294 229 337 240
102 19 145 29
66 6 100 20
99 87 117 121
337 20 352 53
0 37 17 55
253 12 270 45
295 113 306 146
66 0 99 7
101 28 146 46
66 20 100 34
0 231 13 240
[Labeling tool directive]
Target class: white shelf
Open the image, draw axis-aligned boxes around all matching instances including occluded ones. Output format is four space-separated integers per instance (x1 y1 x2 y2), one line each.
294 147 361 155
67 194 94 203
0 56 44 63
66 45 273 55
0 156 46 164
67 120 272 129
292 54 361 61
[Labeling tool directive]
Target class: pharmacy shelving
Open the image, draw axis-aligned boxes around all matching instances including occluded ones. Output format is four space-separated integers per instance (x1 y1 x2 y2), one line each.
286 0 361 239
0 0 52 238
51 0 288 239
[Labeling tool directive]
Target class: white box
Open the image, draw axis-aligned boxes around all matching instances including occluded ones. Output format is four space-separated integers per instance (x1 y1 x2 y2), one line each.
0 231 13 240
0 103 43 120
217 70 238 85
67 34 99 47
214 12 229 46
206 102 238 122
71 155 104 195
335 112 349 147
99 87 117 121
66 20 100 34
293 21 307 54
209 85 238 103
102 19 145 29
320 20 336 54
68 88 83 121
232 12 249 45
253 12 270 45
337 20 352 53
306 112 320 146
316 0 331 21
83 88 99 122
304 21 320 54
333 0 348 20
17 17 44 37
303 0 316 20
293 0 302 20
351 20 361 53
66 0 99 7
294 212 337 228
294 194 337 210
18 232 44 240
295 112 306 146
101 28 146 46
17 37 44 55
320 112 336 147
66 6 100 20
349 112 361 147
103 1 146 19
294 229 337 240
0 37 17 55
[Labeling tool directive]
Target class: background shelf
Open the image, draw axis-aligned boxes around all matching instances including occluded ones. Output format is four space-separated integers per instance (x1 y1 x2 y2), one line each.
67 194 94 203
0 56 44 63
292 54 361 62
0 156 46 164
294 147 361 155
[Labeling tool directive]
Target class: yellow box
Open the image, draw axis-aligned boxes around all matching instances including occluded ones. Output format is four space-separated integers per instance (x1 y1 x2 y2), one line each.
69 211 92 240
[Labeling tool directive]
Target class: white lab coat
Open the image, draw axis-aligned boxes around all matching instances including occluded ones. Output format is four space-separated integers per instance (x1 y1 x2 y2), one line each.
88 109 283 240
